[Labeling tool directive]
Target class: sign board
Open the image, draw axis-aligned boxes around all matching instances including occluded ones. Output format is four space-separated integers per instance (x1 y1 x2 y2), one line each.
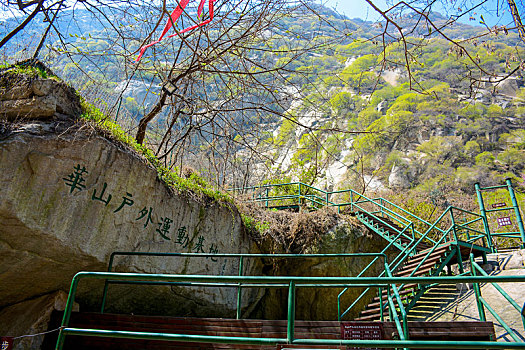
276 346 345 349
497 216 512 227
1 338 13 350
491 202 506 208
341 322 383 350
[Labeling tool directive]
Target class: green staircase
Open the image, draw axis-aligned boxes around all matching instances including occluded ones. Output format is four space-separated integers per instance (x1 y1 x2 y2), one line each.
354 243 456 321
341 204 490 322
406 284 460 321
228 181 525 323
50 181 525 349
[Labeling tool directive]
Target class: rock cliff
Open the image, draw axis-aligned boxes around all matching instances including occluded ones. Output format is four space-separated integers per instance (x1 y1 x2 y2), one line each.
0 120 261 314
0 64 392 348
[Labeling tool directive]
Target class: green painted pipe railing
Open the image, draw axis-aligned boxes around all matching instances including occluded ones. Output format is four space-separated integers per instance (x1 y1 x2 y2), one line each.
338 230 407 320
231 182 492 249
338 205 490 321
56 272 525 350
231 182 522 323
233 180 525 252
470 254 525 335
475 179 525 250
100 252 388 318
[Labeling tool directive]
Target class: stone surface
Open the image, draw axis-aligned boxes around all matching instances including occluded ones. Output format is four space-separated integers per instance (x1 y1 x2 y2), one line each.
388 163 410 189
499 249 525 270
0 95 57 119
0 291 78 350
0 122 261 318
253 219 392 321
0 68 81 120
430 269 525 341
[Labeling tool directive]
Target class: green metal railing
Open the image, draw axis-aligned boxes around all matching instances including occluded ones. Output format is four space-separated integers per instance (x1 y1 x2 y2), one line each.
475 179 525 249
339 204 489 321
56 272 525 350
230 182 493 249
100 252 388 320
233 180 525 252
231 182 500 322
470 254 525 341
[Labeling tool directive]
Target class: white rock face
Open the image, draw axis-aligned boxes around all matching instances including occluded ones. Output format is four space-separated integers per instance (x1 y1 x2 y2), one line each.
388 163 410 189
0 123 261 317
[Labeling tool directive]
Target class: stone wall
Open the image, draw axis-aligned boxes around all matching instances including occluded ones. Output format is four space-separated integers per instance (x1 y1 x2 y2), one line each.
0 122 261 319
251 219 392 321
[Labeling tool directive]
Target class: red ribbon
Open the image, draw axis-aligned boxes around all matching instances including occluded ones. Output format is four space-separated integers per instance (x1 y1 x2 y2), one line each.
136 0 215 62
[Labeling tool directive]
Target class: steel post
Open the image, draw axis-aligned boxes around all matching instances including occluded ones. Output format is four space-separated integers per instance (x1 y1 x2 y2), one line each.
470 254 486 322
506 178 525 248
236 256 244 319
287 281 296 343
475 183 494 252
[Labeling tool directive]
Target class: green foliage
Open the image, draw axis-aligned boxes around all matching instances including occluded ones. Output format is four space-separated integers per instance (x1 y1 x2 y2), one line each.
499 130 525 149
498 148 524 171
464 140 481 157
241 213 270 235
1 64 55 79
329 91 353 112
475 152 495 167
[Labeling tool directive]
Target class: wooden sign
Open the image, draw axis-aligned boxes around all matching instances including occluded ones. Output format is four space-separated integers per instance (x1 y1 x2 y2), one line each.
341 322 383 350
497 216 512 227
1 337 13 350
491 202 506 208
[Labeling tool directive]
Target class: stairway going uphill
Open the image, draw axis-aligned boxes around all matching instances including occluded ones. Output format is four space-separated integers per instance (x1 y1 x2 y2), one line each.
349 207 489 323
355 242 454 321
354 210 432 251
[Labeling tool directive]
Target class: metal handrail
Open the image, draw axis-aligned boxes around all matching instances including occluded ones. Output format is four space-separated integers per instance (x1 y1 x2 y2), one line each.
230 182 495 322
56 272 525 350
471 256 525 332
338 230 407 320
101 252 388 317
338 207 464 320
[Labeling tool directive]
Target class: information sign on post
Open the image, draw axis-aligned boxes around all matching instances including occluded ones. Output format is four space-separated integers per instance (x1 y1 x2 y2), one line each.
492 202 506 208
497 216 512 227
341 322 383 350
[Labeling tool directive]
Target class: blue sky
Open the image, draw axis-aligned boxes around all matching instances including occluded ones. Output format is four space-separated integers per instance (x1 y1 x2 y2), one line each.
320 0 516 27
320 0 386 21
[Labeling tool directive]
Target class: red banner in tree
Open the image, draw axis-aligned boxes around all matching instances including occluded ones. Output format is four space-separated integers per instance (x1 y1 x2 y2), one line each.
136 0 215 62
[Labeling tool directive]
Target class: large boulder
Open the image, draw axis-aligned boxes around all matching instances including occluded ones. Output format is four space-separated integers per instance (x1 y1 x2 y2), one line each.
0 291 78 350
0 120 261 318
0 63 81 120
388 162 411 189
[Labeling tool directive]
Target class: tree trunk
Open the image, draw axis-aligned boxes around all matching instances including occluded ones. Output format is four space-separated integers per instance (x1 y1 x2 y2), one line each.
135 91 168 145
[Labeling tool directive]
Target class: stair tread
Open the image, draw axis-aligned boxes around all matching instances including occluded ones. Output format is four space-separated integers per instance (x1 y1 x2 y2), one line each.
397 260 441 274
404 250 447 266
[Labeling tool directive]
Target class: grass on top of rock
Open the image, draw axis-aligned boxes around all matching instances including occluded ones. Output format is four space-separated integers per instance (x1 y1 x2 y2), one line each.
80 99 234 206
0 61 58 80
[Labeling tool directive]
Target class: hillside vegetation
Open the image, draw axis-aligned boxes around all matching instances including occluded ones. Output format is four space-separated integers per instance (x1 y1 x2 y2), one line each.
2 4 524 224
